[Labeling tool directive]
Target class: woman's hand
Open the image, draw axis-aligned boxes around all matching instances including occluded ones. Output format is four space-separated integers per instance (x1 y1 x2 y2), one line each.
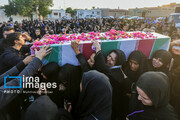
92 40 101 53
71 41 80 55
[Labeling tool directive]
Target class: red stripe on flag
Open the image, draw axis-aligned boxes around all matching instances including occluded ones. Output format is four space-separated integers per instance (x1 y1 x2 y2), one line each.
82 43 95 60
137 39 155 58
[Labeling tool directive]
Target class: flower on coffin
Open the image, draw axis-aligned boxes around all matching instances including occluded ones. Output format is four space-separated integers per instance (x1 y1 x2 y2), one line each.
32 29 158 47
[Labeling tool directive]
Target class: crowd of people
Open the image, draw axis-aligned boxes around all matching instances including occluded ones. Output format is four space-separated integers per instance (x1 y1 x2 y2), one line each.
1 17 180 40
0 18 180 120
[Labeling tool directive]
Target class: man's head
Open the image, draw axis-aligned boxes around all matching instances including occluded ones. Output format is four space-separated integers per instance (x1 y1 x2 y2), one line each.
3 26 15 38
5 32 25 47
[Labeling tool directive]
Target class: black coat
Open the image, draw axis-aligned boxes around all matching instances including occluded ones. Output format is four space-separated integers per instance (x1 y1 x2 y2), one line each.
0 47 25 74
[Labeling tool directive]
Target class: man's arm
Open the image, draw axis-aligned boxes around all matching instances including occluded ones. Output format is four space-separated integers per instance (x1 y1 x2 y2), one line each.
0 45 52 110
0 61 25 85
0 57 42 110
0 55 34 85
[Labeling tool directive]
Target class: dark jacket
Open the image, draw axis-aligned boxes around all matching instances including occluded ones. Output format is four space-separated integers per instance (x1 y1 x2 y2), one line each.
0 38 9 55
0 61 25 86
0 47 25 74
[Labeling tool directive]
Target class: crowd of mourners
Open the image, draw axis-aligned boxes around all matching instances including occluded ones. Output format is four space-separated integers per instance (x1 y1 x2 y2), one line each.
0 18 180 120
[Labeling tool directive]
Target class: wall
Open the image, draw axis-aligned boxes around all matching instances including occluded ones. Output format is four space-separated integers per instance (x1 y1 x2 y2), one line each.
0 9 29 22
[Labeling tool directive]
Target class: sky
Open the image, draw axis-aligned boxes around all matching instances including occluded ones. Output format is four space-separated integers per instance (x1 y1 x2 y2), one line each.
0 0 180 10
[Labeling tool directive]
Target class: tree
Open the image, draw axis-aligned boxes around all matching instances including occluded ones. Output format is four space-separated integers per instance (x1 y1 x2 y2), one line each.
4 0 53 19
15 0 35 17
66 7 77 17
66 7 73 14
37 0 53 17
3 0 17 17
92 6 95 9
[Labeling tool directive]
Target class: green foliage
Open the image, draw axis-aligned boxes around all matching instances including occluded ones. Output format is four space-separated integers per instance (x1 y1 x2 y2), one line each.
37 0 53 17
3 0 17 17
66 7 77 17
4 0 53 18
15 0 35 17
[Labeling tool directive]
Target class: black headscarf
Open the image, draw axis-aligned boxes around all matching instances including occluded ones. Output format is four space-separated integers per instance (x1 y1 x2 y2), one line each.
25 95 58 120
41 62 60 83
58 64 82 111
134 72 178 120
151 50 172 73
109 49 126 66
41 62 61 106
123 50 149 82
75 70 112 120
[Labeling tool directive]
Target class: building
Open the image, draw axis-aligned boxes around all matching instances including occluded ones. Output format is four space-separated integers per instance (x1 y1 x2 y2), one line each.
76 9 101 18
0 8 30 22
128 2 180 18
101 8 128 17
47 9 66 20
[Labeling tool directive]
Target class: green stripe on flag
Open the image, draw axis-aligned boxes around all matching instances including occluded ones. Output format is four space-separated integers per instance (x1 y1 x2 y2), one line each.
58 45 62 66
150 38 170 58
101 41 121 56
42 45 60 65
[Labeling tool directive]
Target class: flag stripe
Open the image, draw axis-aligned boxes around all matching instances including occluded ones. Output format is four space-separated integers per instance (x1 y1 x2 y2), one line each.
150 38 170 58
119 40 138 59
81 43 95 60
137 39 155 58
101 41 120 56
62 44 79 66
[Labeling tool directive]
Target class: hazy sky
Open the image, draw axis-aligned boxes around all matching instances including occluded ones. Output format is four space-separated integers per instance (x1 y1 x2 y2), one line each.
0 0 180 10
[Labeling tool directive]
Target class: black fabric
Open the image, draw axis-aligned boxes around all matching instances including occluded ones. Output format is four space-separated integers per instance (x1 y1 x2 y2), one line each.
0 47 24 74
15 61 26 72
109 49 126 66
20 45 31 56
41 62 61 107
58 64 82 114
58 108 73 120
150 50 172 79
25 95 58 120
171 67 180 117
128 72 178 120
41 62 60 82
0 38 9 55
122 50 149 116
76 53 91 72
75 70 112 120
94 50 128 120
122 50 149 94
33 34 42 40
123 50 149 83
